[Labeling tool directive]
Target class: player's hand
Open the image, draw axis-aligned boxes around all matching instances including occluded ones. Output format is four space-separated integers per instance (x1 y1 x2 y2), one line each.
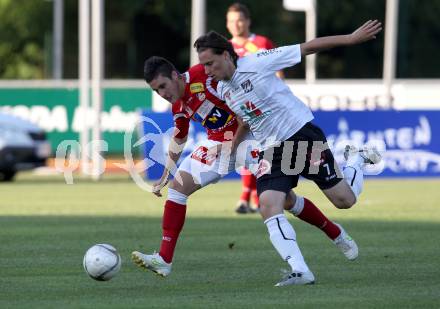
349 20 382 44
152 178 169 197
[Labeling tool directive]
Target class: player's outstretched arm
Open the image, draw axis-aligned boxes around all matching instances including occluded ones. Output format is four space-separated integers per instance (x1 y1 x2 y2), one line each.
300 19 382 56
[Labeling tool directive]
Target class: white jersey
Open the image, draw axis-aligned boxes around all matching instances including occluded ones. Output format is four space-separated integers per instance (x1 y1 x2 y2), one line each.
217 44 314 150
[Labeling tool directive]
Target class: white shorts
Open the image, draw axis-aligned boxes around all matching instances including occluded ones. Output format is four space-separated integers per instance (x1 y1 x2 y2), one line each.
177 133 260 187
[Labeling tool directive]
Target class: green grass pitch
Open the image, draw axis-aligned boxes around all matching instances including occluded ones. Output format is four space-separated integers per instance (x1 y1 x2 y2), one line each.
1 174 439 308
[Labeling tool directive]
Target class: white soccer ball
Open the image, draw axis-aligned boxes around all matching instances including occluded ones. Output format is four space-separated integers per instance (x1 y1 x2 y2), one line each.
83 244 121 281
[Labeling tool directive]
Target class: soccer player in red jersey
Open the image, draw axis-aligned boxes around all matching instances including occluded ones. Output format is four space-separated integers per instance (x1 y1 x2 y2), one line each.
131 56 359 282
132 57 257 277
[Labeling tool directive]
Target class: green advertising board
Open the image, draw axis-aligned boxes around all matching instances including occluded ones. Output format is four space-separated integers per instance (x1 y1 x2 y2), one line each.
0 87 152 154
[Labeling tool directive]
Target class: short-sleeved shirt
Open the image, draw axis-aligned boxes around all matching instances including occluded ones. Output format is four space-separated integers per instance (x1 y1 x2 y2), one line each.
231 34 275 57
172 64 238 142
217 45 314 150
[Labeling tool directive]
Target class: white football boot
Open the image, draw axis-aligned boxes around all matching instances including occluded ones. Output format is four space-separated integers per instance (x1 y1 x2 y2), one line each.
275 270 315 287
333 223 359 260
344 145 382 165
131 251 172 277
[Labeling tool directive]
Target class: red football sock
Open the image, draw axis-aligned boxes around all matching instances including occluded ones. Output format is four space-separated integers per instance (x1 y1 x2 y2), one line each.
239 169 254 202
159 200 187 263
297 198 341 240
248 174 259 206
251 189 259 208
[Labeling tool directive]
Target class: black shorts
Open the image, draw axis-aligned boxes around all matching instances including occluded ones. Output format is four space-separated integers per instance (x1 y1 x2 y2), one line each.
256 122 343 195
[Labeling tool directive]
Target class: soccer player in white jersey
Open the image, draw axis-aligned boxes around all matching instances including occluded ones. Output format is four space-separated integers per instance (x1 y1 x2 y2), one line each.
195 20 382 286
132 57 360 283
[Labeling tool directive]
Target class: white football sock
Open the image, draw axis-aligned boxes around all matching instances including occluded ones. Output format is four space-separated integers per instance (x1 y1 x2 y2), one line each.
343 154 364 198
167 188 188 205
264 214 309 273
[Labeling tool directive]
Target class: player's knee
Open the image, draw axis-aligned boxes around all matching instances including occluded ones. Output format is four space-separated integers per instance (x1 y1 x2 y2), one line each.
334 194 356 209
169 179 188 195
259 198 270 209
168 177 199 197
168 179 181 191
258 196 273 217
283 192 295 211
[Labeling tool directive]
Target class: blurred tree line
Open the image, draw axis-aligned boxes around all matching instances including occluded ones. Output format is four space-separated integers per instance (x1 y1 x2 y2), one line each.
0 0 439 79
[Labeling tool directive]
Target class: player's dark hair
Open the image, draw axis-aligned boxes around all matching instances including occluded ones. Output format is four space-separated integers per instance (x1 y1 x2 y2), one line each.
194 31 239 66
143 56 178 83
227 2 251 20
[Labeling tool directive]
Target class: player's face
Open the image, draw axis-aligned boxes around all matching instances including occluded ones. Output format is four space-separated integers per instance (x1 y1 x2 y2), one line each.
149 72 183 103
226 11 250 38
198 49 234 81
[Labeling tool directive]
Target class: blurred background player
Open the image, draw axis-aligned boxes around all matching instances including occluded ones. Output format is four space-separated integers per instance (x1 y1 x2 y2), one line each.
226 2 283 214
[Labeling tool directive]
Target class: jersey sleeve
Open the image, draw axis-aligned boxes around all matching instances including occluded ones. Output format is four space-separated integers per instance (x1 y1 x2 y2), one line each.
187 64 205 82
243 44 301 73
174 116 189 139
172 101 190 139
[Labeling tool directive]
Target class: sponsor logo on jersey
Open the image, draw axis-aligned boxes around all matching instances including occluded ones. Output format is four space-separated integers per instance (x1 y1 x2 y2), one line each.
208 113 219 123
240 101 272 126
256 159 271 178
231 86 241 93
240 79 254 93
256 48 281 57
197 92 206 101
241 101 262 117
202 108 233 130
190 82 205 93
193 99 215 123
191 146 217 166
